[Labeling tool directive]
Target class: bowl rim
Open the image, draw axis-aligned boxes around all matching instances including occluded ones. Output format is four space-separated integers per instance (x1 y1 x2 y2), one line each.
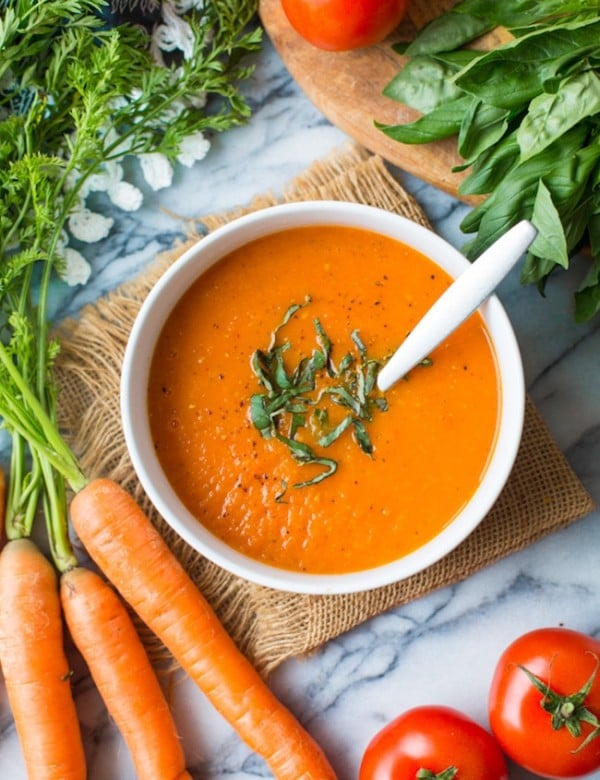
121 200 525 595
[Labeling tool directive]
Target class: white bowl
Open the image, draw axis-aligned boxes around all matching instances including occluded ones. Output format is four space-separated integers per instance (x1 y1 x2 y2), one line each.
121 201 525 595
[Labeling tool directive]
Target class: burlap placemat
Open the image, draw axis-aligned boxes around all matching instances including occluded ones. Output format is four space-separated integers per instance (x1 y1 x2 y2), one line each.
56 144 595 675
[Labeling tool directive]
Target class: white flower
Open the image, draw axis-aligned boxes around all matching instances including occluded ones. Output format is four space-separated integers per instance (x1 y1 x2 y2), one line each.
58 247 92 287
140 152 174 190
108 95 130 111
55 231 91 286
84 172 110 194
172 0 205 13
108 179 144 211
68 206 114 243
187 91 208 110
102 161 143 211
152 1 195 61
67 161 144 211
177 131 210 167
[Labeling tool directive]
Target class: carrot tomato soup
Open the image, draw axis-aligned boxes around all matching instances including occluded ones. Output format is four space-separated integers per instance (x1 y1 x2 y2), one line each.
148 225 500 574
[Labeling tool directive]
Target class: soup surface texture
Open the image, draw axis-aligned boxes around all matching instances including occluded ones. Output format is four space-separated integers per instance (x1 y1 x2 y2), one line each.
148 225 500 574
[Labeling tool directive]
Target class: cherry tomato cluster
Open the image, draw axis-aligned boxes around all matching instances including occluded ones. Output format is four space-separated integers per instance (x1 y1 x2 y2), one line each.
280 0 411 52
360 628 600 780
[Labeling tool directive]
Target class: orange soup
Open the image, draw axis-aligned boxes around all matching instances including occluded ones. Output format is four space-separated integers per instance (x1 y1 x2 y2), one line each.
148 225 500 574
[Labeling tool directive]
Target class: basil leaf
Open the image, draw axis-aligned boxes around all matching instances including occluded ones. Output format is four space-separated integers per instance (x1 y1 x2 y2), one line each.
517 70 600 161
458 131 521 196
352 419 373 456
273 350 292 389
313 318 333 375
276 434 316 464
275 432 338 487
289 411 305 439
377 95 473 144
575 257 600 322
338 352 354 373
461 125 594 258
350 329 367 358
459 0 600 29
590 193 600 258
293 458 337 489
547 138 600 213
564 198 595 254
269 301 305 348
405 11 493 56
458 100 511 162
454 19 600 109
318 415 353 448
293 350 325 387
251 349 276 395
363 361 379 395
313 407 328 427
528 180 569 270
374 397 389 412
250 395 272 437
326 386 363 416
383 55 464 113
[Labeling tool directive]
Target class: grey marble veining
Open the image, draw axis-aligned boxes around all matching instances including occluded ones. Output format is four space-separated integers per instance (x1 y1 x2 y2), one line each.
0 30 599 780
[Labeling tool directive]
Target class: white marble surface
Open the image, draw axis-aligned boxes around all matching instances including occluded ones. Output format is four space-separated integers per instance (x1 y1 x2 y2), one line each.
1 28 600 780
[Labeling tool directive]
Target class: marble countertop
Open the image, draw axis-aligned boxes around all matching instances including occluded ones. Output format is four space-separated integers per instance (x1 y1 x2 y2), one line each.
1 26 599 780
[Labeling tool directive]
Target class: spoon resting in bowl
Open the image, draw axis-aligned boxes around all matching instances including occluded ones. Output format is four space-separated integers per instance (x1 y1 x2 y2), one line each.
377 220 537 393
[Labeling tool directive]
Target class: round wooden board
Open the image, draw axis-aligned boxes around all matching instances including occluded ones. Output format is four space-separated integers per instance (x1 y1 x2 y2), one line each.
259 0 476 202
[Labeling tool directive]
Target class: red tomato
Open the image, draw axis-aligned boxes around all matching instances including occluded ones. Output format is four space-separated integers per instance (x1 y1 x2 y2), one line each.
280 0 410 52
359 705 508 780
489 627 600 778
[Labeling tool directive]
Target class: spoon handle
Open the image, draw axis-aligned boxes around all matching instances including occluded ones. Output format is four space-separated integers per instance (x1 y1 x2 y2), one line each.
377 220 537 393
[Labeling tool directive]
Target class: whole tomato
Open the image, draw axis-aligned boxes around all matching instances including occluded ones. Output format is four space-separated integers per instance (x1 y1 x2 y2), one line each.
359 705 508 780
489 627 600 778
280 0 410 52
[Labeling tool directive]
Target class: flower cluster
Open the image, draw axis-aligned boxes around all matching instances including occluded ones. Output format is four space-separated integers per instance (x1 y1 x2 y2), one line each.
61 0 212 285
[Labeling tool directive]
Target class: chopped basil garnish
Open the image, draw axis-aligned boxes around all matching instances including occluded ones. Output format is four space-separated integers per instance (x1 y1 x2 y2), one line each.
249 297 389 489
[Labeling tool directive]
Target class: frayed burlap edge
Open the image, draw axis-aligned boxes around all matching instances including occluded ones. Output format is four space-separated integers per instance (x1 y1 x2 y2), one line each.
55 142 595 675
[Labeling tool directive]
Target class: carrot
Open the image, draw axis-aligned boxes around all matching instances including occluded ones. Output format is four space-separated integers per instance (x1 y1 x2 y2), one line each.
0 539 86 780
0 466 5 550
71 478 337 780
60 565 191 780
0 466 5 520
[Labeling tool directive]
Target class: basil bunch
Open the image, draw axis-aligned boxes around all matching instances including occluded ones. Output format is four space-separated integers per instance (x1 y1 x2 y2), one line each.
378 0 600 322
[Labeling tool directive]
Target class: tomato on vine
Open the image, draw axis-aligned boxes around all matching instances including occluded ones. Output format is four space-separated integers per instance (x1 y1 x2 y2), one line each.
280 0 411 52
359 705 508 780
489 627 600 778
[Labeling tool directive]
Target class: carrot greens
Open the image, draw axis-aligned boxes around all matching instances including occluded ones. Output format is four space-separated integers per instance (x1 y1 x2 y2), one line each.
378 0 600 322
0 0 261 553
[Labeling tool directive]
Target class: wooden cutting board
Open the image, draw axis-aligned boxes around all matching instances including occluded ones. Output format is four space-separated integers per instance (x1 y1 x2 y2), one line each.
259 0 507 203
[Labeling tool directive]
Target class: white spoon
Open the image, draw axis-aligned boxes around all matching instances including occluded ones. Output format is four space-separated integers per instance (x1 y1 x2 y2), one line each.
377 219 537 393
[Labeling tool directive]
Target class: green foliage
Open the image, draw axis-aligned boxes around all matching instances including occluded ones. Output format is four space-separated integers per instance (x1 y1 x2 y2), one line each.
378 0 600 321
0 0 261 549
